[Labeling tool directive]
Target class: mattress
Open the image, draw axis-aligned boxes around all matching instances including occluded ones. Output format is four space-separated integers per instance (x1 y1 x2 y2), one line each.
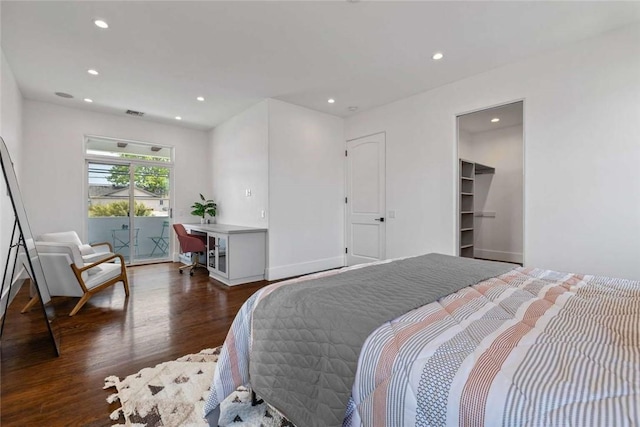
204 255 640 426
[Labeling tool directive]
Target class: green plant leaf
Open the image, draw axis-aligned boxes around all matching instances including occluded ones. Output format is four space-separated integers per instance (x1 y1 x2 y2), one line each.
191 195 216 217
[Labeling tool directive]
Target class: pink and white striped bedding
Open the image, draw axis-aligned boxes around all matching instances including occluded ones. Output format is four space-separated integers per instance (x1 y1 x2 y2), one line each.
204 263 640 426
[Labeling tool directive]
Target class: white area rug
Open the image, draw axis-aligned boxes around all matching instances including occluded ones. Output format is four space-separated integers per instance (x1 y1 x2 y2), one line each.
104 347 292 427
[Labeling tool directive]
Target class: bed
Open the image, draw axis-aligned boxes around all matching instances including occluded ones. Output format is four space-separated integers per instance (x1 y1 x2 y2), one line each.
204 253 640 426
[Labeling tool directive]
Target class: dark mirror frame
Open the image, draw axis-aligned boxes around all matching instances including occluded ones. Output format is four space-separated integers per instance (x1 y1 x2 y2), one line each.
0 136 59 355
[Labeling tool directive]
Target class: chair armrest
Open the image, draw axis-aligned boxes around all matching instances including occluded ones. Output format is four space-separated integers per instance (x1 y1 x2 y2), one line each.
90 241 113 253
68 253 127 294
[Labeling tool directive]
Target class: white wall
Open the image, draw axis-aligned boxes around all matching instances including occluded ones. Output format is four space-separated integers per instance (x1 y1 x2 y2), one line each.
0 48 24 280
22 100 210 243
267 99 345 280
209 100 268 228
346 24 640 280
0 51 22 172
209 99 345 281
461 125 523 263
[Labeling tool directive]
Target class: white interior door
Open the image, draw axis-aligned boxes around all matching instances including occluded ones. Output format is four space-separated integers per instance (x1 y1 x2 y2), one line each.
346 133 386 266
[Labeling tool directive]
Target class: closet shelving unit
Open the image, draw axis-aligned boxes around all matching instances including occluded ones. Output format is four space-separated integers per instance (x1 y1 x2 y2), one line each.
459 159 495 258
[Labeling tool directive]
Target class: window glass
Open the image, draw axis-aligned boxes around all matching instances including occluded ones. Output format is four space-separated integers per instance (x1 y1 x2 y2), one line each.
86 136 171 162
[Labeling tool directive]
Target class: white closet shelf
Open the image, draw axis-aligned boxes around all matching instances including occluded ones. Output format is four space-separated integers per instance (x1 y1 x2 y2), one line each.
474 162 495 174
459 158 494 259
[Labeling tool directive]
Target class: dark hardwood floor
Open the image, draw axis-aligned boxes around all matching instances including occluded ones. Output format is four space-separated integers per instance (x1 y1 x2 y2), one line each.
0 262 270 426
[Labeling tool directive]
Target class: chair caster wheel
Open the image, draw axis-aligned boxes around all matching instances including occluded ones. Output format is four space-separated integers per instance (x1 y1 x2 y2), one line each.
179 270 183 274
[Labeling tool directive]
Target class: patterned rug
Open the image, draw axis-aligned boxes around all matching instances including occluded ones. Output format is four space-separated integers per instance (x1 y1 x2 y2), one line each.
104 347 293 426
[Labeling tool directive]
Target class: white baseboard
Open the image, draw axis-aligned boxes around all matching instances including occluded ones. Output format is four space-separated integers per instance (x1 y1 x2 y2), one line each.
266 256 345 281
474 248 522 264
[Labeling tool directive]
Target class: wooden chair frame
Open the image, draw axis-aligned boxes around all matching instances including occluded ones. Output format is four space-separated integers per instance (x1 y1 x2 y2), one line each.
22 252 129 316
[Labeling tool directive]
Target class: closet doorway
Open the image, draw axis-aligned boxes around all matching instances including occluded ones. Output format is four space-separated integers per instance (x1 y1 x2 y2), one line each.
457 101 524 264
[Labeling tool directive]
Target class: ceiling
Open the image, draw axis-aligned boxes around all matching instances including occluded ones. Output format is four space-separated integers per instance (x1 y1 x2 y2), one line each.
2 2 639 131
458 102 523 134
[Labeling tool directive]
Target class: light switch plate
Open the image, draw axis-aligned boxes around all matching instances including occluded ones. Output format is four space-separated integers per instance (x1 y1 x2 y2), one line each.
245 189 252 197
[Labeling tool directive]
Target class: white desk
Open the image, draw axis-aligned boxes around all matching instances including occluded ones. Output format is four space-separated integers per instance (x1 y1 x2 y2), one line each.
183 223 267 286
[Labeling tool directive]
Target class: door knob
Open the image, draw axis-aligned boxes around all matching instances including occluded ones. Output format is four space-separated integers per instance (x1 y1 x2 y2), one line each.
374 217 385 222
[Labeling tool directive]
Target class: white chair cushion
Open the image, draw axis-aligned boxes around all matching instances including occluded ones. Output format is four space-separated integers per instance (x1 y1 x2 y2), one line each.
39 231 83 247
82 253 113 265
84 263 122 290
39 232 115 267
86 265 103 276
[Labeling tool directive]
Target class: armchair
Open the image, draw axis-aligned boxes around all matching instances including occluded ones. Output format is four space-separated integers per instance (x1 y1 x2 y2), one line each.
21 240 129 316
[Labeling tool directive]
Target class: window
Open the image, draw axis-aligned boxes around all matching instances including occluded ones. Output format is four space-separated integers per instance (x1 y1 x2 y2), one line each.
85 135 174 264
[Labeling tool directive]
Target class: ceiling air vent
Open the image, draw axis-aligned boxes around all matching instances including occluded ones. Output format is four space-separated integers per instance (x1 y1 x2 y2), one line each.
125 109 145 117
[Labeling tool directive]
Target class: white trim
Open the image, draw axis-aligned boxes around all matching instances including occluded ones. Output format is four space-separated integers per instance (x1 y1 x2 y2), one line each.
521 100 527 267
474 248 523 264
211 273 266 287
346 130 386 143
344 139 348 267
265 256 345 281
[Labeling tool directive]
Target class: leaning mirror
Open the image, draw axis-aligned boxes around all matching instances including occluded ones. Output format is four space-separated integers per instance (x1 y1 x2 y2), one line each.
0 136 59 355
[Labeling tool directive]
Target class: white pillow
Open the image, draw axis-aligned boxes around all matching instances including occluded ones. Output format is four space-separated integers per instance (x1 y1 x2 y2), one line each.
78 244 95 256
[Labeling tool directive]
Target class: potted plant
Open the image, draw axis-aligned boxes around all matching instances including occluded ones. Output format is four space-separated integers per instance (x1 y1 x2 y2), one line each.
191 194 217 224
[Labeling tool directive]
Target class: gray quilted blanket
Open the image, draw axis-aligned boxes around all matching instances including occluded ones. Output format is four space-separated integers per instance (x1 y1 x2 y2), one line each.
250 253 515 426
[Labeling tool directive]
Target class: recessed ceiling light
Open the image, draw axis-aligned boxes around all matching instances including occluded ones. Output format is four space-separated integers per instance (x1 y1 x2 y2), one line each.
432 52 444 61
491 118 500 123
84 98 93 103
196 96 205 102
87 69 99 76
175 116 182 120
94 19 109 29
328 98 335 104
